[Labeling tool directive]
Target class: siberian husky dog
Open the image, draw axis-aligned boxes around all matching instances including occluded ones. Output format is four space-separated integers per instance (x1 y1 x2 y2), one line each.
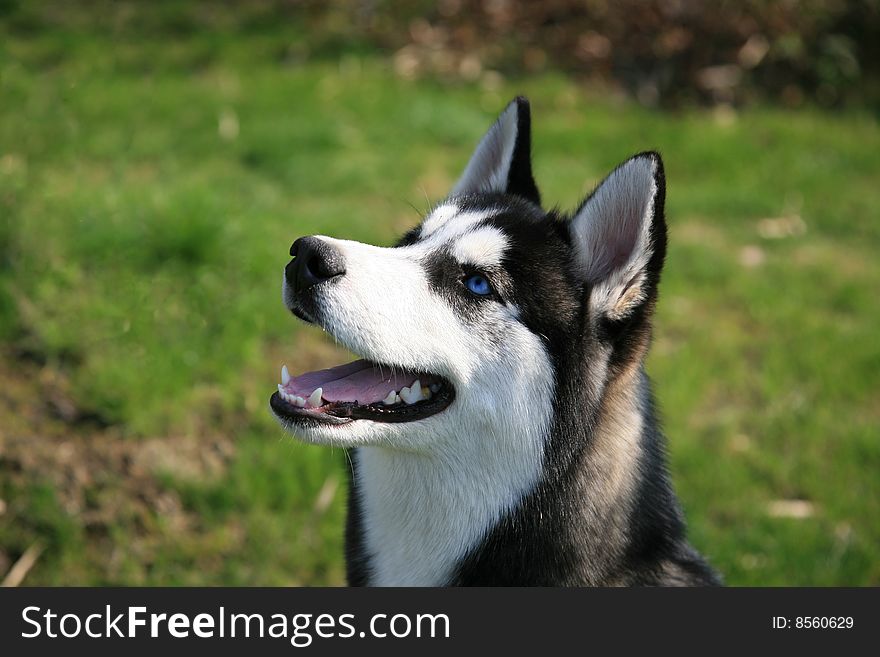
271 97 720 586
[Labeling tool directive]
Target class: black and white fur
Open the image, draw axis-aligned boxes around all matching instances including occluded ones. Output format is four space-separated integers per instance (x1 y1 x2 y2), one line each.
276 97 720 586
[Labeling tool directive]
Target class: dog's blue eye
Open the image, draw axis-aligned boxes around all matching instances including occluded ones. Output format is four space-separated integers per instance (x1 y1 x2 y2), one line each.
464 274 492 296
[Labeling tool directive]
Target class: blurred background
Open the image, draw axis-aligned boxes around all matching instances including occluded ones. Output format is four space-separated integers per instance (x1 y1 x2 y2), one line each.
0 0 878 586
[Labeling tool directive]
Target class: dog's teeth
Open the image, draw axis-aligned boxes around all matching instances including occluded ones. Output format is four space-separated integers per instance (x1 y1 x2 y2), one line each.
382 390 398 405
421 386 431 399
429 383 440 393
281 365 291 385
307 388 323 408
401 380 424 405
278 384 285 395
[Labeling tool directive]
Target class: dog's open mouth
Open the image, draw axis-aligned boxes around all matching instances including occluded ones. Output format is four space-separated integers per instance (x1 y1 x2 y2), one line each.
270 359 455 425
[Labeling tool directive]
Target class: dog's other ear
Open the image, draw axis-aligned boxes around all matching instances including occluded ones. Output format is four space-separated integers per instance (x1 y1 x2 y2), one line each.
569 152 666 321
450 96 541 206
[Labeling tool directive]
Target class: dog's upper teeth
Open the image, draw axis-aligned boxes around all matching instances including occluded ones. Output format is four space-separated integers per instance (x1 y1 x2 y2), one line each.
421 386 431 399
281 365 291 385
382 390 399 405
400 379 424 405
429 383 440 393
307 388 323 408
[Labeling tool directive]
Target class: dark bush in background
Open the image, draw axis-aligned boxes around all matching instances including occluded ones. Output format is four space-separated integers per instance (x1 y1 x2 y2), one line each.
312 0 880 108
2 0 877 108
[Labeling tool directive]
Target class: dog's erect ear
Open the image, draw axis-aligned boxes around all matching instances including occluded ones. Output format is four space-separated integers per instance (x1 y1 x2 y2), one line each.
450 96 541 206
569 152 667 320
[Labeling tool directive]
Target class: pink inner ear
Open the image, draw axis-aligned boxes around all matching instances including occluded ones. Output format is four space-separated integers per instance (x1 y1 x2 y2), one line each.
584 207 642 283
607 214 641 272
572 155 657 285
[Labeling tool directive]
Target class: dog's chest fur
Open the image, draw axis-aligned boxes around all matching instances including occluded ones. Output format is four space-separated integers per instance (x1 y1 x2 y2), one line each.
352 415 549 586
355 448 489 586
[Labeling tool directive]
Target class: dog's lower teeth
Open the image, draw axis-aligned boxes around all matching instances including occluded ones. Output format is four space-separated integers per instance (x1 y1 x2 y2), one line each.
274 366 447 416
278 386 296 404
307 388 323 408
400 380 424 405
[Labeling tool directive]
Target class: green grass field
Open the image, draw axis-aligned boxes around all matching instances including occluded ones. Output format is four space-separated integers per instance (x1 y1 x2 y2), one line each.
1 9 878 586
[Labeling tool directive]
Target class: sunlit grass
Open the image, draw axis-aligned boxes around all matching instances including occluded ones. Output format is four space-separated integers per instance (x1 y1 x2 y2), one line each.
1 13 877 585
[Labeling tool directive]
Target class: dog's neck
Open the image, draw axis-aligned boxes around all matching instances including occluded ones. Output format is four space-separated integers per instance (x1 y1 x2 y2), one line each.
354 407 548 586
352 364 651 586
553 362 652 582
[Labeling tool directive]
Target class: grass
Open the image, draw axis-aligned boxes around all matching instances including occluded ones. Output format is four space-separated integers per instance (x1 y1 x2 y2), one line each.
1 6 878 586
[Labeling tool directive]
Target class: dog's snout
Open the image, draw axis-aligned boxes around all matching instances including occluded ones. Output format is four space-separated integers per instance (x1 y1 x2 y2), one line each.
287 236 346 294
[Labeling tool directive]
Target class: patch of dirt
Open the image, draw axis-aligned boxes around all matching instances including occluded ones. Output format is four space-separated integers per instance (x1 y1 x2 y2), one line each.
0 349 234 582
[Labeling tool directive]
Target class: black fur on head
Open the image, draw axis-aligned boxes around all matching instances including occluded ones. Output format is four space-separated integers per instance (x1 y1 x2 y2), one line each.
505 97 541 206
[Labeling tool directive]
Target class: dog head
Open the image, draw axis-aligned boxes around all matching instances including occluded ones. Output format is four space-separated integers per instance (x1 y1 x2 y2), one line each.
271 97 666 455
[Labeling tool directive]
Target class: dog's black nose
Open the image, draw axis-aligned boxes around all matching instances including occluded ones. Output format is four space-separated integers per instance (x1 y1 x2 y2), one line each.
286 236 346 294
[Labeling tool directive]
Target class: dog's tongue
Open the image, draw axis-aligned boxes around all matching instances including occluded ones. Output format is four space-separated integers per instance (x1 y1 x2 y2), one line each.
282 359 423 405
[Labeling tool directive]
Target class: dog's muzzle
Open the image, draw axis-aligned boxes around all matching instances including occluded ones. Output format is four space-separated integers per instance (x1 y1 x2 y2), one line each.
274 235 456 426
